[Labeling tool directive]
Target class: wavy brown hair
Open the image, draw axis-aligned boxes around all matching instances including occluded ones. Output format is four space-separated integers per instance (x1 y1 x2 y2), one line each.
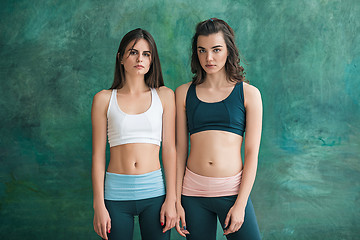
191 18 246 85
110 28 164 89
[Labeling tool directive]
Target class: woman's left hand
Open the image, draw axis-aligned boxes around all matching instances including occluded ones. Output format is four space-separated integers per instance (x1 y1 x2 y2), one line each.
160 198 177 233
223 204 245 235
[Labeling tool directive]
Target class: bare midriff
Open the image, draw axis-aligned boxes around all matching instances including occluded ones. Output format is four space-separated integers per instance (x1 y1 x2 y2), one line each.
187 130 243 177
107 143 161 175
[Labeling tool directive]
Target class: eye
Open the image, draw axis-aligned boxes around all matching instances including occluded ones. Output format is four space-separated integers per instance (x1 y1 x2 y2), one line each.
143 52 151 57
213 48 221 53
198 49 206 53
129 50 137 55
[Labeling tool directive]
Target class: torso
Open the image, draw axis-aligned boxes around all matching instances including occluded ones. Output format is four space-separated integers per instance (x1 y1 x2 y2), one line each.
187 131 243 177
105 87 164 175
185 81 246 177
108 143 160 175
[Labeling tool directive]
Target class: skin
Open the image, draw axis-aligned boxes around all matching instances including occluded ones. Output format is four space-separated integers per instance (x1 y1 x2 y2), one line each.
92 39 177 240
175 32 263 237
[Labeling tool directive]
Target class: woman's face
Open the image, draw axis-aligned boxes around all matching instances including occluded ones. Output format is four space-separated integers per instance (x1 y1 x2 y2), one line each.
197 32 228 75
121 38 152 76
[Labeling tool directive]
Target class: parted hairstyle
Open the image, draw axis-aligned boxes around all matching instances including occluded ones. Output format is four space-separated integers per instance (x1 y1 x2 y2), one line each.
110 28 164 89
191 18 246 85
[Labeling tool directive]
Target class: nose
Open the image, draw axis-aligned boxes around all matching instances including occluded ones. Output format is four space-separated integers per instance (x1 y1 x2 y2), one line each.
206 52 213 62
136 54 143 62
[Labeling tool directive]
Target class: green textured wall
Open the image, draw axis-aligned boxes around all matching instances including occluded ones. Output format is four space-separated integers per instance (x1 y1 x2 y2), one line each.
1 0 359 239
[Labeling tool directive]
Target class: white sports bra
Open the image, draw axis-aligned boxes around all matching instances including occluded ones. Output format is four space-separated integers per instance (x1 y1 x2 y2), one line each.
107 88 163 147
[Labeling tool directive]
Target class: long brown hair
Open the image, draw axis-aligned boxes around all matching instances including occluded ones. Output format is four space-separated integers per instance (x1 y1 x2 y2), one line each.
191 18 246 85
110 28 164 89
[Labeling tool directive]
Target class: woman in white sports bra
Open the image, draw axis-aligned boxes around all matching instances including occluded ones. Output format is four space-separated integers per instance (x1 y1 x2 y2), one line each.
91 28 176 240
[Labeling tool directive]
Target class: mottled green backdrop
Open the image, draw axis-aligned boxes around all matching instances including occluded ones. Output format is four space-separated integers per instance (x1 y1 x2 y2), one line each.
1 0 359 239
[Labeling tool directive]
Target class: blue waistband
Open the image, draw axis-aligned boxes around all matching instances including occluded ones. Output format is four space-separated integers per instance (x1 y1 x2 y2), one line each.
104 169 166 201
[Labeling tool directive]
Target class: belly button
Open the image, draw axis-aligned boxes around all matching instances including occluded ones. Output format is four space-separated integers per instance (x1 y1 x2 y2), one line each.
209 161 213 165
134 162 137 167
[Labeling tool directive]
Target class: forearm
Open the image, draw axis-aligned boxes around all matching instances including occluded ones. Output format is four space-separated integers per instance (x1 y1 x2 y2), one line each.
176 150 187 203
234 153 258 209
162 147 177 201
92 156 106 209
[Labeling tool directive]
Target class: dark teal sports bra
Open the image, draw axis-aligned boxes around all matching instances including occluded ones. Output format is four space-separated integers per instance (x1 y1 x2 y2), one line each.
186 82 246 136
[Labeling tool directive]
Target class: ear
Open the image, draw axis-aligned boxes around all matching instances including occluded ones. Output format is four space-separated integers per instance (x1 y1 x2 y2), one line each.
118 53 123 64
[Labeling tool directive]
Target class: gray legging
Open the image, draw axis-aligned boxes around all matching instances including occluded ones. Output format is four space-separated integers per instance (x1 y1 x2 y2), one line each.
104 195 170 240
181 195 261 240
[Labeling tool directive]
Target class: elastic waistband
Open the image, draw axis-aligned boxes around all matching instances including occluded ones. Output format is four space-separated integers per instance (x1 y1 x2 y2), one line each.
105 168 165 201
182 167 242 197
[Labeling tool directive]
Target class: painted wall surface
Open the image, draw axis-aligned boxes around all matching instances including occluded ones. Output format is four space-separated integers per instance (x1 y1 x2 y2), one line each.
0 0 359 239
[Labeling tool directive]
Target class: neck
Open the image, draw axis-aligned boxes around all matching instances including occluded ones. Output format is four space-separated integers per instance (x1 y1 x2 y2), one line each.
123 73 148 93
203 68 229 87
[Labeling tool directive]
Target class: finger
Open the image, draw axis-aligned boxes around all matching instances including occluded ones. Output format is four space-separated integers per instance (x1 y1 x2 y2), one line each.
99 224 107 239
160 212 165 227
224 227 234 235
102 223 108 240
163 220 171 233
224 223 234 235
182 227 190 235
169 219 174 230
180 215 187 230
166 218 176 231
224 222 239 235
180 216 190 234
176 222 186 237
172 218 177 229
96 224 103 239
107 219 111 235
224 214 230 229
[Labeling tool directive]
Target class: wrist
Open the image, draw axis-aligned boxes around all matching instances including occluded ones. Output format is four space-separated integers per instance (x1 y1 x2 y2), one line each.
165 195 177 203
233 199 247 210
93 199 105 210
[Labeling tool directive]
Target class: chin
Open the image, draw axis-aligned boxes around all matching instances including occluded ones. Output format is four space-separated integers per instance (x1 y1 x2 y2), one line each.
204 69 219 74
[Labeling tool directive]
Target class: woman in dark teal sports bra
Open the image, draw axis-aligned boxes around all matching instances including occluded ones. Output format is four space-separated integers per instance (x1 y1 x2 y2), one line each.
175 18 263 240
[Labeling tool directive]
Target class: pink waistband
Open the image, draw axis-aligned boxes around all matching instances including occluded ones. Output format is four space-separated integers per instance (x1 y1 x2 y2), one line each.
182 167 242 197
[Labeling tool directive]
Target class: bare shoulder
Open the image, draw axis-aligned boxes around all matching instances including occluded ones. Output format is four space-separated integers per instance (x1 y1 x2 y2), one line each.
243 82 261 96
157 86 175 110
157 86 175 99
92 89 112 107
175 82 192 98
243 82 262 107
94 89 112 99
243 82 261 98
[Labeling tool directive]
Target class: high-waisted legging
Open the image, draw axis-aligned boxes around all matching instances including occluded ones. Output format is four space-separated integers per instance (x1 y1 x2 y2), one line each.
182 195 261 240
104 195 170 240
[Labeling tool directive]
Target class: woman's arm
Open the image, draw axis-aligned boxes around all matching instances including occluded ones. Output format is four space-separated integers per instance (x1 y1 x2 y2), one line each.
91 90 111 240
224 84 263 235
175 83 191 237
158 86 177 233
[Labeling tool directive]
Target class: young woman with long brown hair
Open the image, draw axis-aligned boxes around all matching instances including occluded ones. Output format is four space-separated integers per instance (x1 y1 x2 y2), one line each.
175 18 262 240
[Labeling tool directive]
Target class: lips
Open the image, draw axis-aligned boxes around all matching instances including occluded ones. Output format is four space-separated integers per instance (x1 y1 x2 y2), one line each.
205 64 216 68
135 65 144 69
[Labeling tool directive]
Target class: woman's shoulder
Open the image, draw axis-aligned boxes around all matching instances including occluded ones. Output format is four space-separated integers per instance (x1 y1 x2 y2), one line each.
156 86 175 110
243 82 261 97
92 89 112 105
157 86 175 99
242 82 262 107
175 82 192 96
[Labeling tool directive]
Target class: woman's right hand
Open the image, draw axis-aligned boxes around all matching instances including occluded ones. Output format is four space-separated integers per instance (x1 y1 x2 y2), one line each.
93 205 111 240
175 202 190 237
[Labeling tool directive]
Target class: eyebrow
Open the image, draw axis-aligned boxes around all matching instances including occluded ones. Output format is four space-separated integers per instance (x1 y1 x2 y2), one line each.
198 45 223 49
128 48 151 54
